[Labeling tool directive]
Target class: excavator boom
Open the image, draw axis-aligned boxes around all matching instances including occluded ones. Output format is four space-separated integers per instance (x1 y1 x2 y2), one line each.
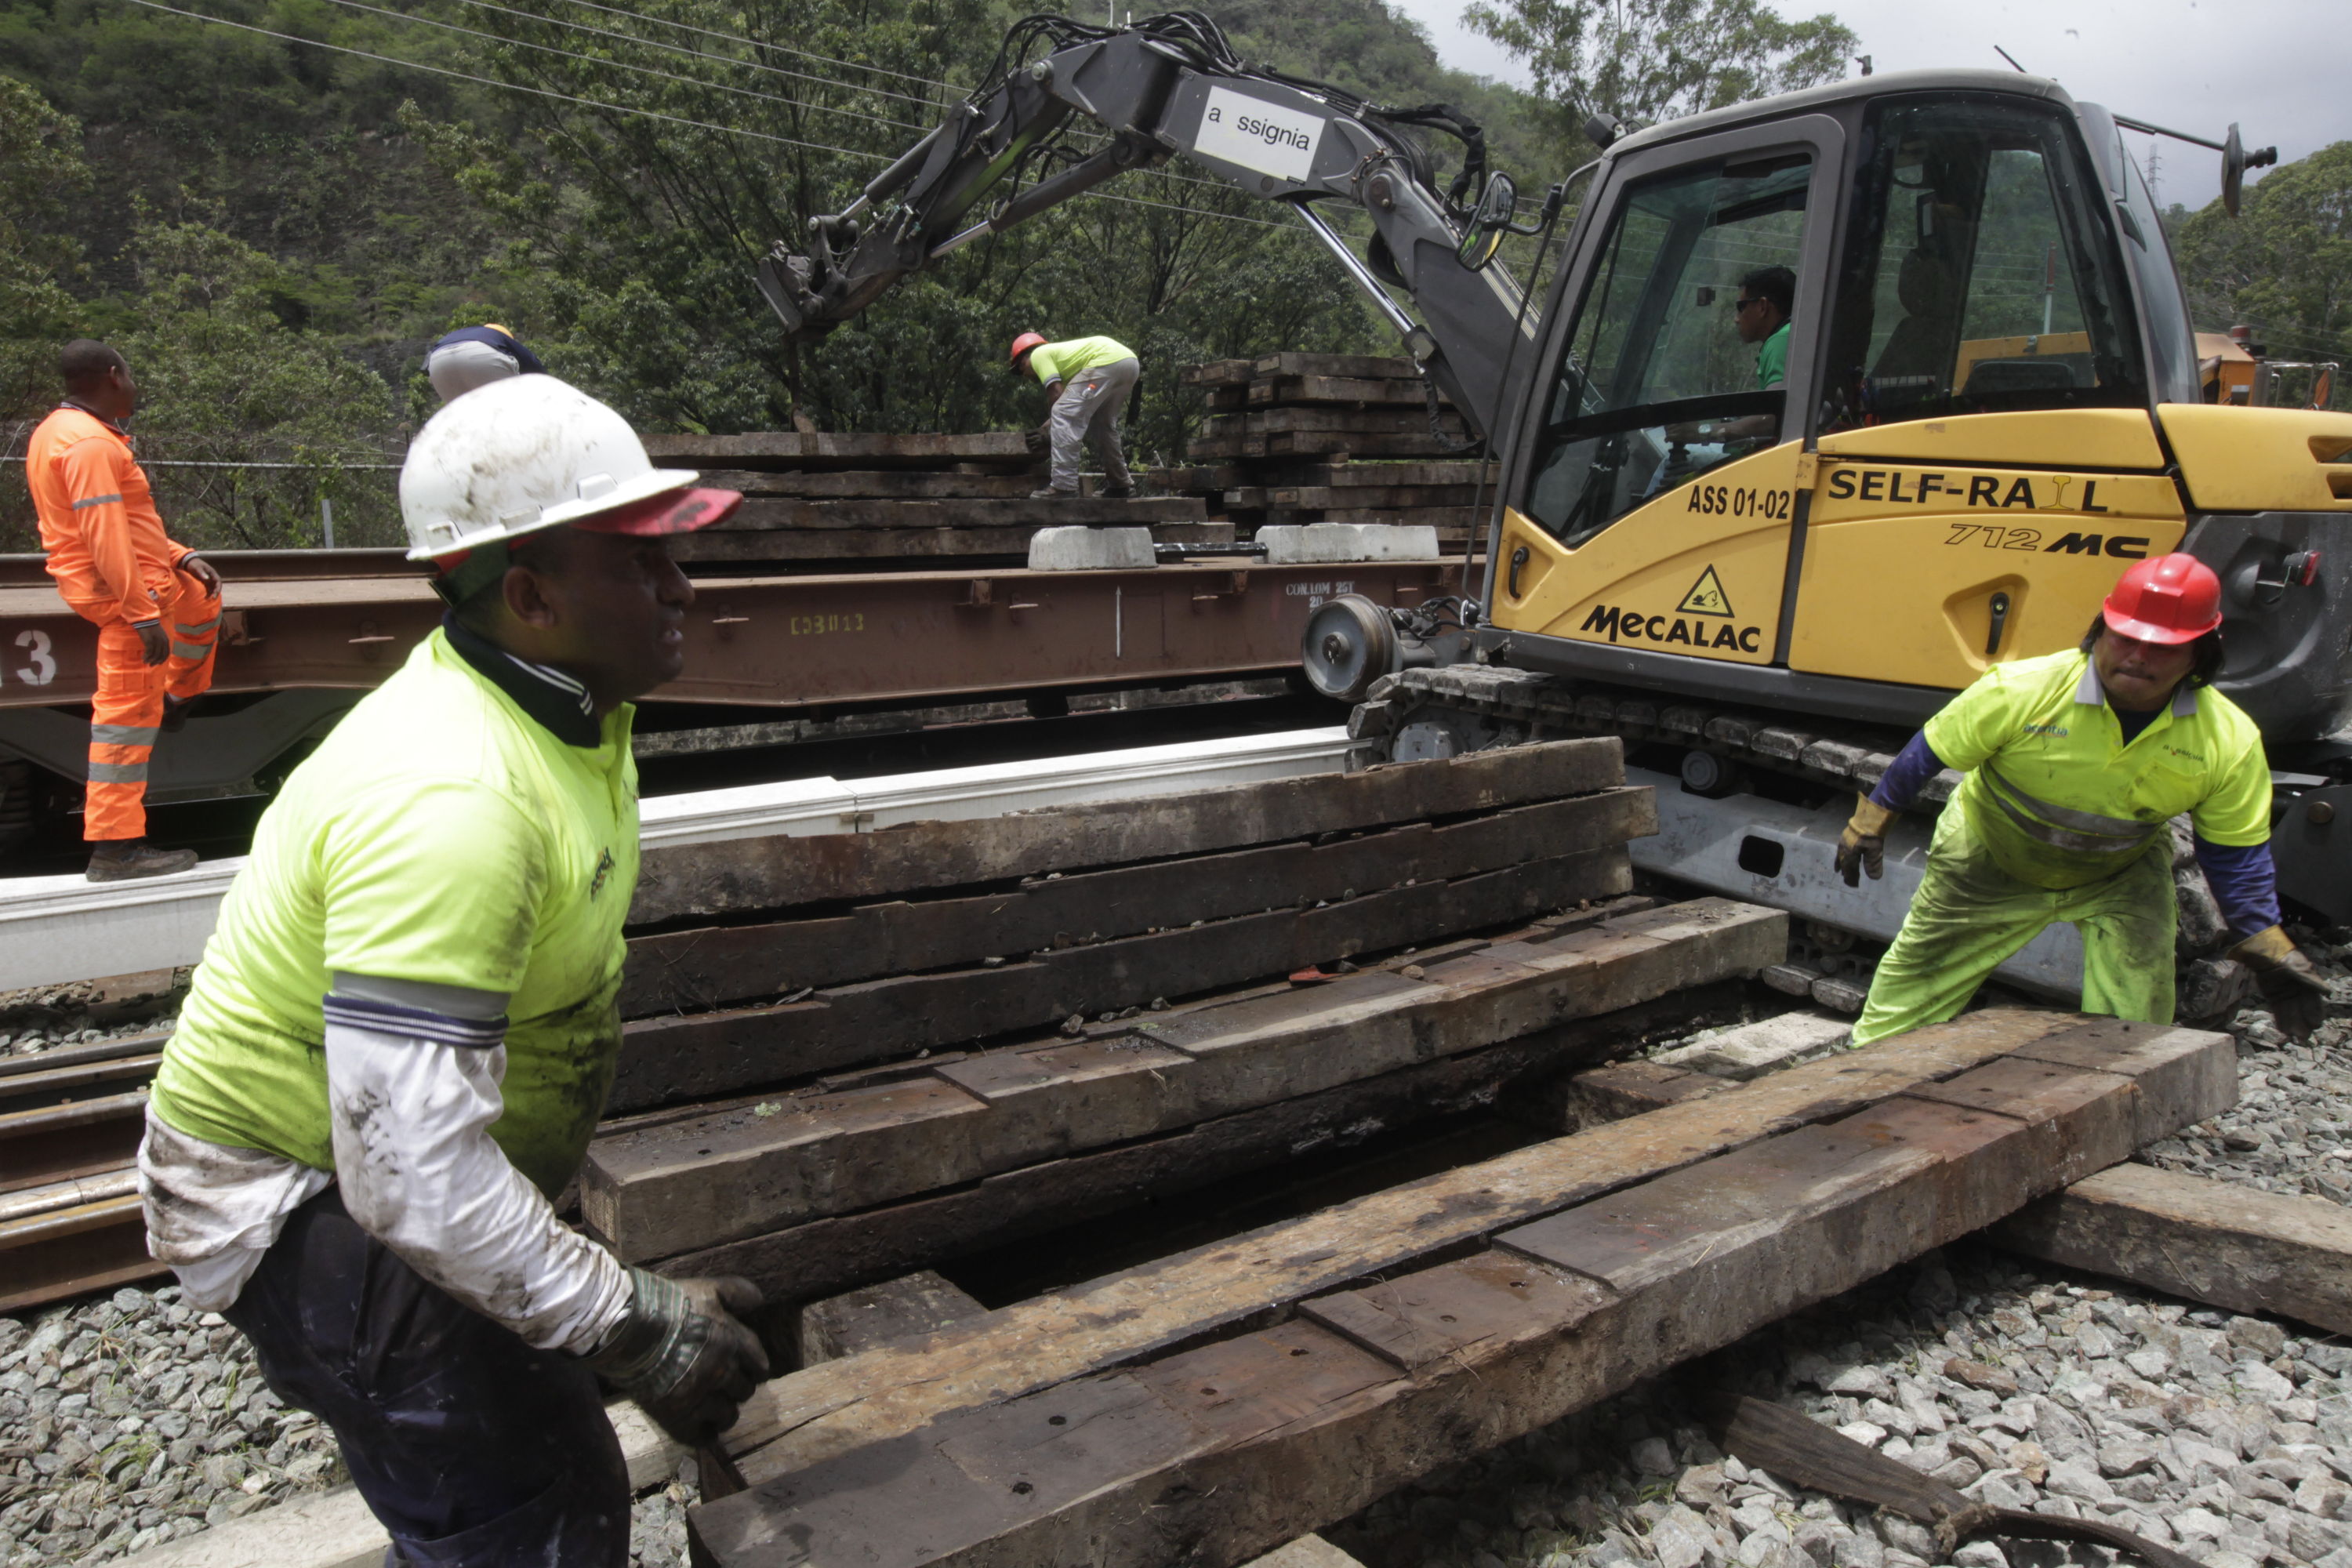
757 12 1537 437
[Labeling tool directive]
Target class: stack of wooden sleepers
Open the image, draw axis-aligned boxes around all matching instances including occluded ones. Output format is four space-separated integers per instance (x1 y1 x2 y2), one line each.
684 1006 2241 1565
580 735 1774 1303
638 430 1231 564
1165 354 1497 546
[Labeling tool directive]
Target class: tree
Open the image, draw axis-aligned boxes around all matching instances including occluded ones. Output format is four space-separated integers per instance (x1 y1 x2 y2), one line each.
1463 0 1855 132
2173 142 2352 394
405 0 1395 445
0 74 92 429
117 214 402 548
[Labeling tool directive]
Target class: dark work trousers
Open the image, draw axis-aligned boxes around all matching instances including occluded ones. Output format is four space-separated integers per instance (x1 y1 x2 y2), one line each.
223 1185 631 1566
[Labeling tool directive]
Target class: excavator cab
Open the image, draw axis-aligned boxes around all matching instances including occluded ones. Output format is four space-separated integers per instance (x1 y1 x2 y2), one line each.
1485 72 2352 746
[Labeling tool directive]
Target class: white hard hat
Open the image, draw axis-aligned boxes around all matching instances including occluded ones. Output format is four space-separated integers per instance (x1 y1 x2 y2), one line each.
400 376 735 561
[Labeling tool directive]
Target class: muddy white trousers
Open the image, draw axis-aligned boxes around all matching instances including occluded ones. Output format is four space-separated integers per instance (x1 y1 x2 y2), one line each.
1048 356 1139 493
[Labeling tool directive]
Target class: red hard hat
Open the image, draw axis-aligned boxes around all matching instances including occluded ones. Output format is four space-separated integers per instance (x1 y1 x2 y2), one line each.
1009 332 1047 366
2103 552 2223 644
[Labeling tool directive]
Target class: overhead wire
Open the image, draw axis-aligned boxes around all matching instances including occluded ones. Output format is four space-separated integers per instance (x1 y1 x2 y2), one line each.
119 0 1348 242
532 0 965 94
306 0 932 132
286 0 1351 212
441 0 944 109
122 0 876 154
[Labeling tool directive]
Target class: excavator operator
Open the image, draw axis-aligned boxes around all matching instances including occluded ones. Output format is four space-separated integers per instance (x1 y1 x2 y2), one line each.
1835 553 2329 1043
1666 265 1794 448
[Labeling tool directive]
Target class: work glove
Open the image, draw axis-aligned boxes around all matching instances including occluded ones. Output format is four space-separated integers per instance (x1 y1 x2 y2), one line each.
133 621 171 667
586 1268 769 1446
1834 794 1896 887
1022 423 1050 456
2230 924 2332 994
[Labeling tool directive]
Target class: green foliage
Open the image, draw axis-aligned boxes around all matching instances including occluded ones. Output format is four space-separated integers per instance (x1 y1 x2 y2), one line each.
398 0 1432 457
112 215 401 548
2174 142 2352 390
1461 0 1855 128
0 201 402 551
0 75 93 423
5 0 1771 554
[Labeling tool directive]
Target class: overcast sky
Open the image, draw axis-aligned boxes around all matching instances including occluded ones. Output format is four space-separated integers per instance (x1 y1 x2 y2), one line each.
1383 0 2350 211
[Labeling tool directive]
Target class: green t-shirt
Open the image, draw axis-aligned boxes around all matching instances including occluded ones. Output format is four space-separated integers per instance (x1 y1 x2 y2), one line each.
1925 648 2270 890
1755 322 1791 391
1029 336 1134 390
151 629 641 1196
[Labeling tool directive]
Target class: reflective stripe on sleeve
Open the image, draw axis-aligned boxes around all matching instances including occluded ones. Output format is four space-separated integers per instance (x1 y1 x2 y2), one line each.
71 494 124 510
86 761 150 784
90 724 160 748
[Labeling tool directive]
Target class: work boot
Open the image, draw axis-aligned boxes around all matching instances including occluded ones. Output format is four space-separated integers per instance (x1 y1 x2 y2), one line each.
160 694 190 734
1100 484 1136 499
86 840 198 882
1029 486 1076 500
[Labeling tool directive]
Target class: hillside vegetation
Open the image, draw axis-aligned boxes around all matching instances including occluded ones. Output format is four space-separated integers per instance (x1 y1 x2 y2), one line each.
5 0 2340 554
0 0 1573 547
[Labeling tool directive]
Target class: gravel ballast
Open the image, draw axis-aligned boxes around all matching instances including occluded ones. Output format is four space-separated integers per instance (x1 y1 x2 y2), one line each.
5 1010 2345 1566
0 1285 699 1566
1316 1015 2352 1568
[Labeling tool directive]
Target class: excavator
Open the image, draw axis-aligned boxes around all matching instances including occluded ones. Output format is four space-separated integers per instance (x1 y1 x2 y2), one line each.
758 10 2352 1013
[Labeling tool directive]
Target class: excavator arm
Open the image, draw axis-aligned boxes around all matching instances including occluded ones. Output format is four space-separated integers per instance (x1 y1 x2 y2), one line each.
757 11 1541 437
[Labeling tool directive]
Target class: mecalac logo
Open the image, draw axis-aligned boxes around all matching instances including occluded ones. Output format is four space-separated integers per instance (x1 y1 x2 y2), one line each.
1580 567 1762 652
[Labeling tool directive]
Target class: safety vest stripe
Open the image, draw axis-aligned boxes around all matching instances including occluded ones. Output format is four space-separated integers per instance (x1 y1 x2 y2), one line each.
174 616 221 636
1981 775 2155 855
171 641 210 662
87 760 149 784
1983 766 2156 839
71 494 123 510
90 724 159 748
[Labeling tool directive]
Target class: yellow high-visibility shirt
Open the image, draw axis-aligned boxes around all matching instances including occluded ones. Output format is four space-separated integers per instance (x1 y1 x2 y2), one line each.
151 626 639 1196
1027 335 1133 389
1924 648 2270 890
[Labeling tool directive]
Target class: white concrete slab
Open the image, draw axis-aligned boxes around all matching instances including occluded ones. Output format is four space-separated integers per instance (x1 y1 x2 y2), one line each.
1026 524 1156 570
1256 523 1440 564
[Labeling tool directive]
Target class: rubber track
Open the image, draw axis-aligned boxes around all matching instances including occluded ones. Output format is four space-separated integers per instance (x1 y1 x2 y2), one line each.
1348 664 1963 806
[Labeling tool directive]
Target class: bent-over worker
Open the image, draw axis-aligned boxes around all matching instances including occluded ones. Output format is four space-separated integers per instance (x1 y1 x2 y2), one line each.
1011 331 1138 499
24 339 222 880
426 321 545 402
138 376 764 1565
1838 552 2327 1045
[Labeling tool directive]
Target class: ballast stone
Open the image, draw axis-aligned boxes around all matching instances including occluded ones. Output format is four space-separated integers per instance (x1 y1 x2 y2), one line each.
1256 522 1440 564
1026 525 1156 571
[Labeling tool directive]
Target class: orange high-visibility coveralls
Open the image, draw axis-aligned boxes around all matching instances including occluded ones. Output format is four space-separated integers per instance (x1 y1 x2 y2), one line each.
24 405 220 841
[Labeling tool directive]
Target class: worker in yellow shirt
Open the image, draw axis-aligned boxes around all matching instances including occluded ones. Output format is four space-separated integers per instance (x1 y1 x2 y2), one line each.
1010 332 1139 499
1837 553 2328 1042
140 377 761 1563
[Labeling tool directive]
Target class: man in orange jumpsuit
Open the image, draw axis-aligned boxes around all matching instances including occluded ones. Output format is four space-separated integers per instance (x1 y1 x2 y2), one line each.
25 340 222 880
